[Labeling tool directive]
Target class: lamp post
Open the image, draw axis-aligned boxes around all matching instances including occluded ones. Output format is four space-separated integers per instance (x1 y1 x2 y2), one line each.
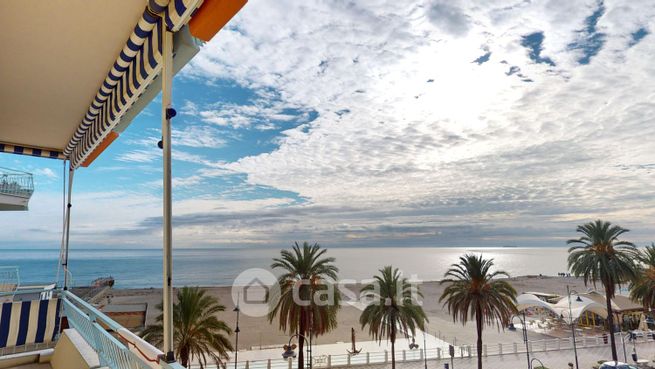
283 333 311 369
233 302 240 369
566 286 582 369
510 312 530 369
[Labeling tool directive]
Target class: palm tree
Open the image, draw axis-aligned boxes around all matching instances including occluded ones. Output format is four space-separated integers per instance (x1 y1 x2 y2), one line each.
439 254 517 369
630 243 655 310
267 242 340 369
567 219 638 361
359 266 427 369
142 287 233 368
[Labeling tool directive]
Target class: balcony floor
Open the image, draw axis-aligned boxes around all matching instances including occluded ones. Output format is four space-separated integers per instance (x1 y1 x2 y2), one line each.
7 364 51 369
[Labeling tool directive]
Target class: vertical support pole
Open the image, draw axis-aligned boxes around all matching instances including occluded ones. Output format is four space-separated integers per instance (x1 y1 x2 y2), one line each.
161 25 175 363
62 166 75 289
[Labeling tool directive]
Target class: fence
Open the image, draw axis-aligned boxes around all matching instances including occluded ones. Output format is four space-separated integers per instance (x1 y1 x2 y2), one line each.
208 333 655 369
0 167 33 198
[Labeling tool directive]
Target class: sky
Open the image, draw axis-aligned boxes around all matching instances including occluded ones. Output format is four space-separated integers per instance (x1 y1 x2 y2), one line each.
2 0 655 249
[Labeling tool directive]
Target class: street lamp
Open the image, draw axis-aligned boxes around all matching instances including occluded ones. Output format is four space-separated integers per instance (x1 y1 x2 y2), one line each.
565 286 582 369
282 333 311 369
233 302 240 369
510 312 530 369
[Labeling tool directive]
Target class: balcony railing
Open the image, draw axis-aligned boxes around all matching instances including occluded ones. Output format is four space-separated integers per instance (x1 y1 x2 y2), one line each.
0 167 34 199
62 290 186 369
0 288 185 369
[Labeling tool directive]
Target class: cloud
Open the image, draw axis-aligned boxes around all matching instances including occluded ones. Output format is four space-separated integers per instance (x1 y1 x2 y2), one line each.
426 1 471 37
33 168 58 180
172 125 227 148
6 0 655 249
177 0 655 245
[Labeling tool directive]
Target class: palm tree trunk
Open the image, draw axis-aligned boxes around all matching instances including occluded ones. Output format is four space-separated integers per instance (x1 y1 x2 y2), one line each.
476 305 483 369
298 309 306 369
390 331 396 369
180 345 190 368
604 283 618 361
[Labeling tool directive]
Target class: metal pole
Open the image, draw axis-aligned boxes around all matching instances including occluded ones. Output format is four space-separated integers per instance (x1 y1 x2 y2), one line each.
62 166 75 290
234 298 240 369
423 331 428 369
522 311 530 369
162 25 175 363
622 333 627 362
568 286 579 369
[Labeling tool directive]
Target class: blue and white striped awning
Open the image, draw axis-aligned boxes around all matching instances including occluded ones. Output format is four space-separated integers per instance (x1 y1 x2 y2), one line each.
0 298 61 348
65 0 203 168
1 0 249 168
0 144 65 160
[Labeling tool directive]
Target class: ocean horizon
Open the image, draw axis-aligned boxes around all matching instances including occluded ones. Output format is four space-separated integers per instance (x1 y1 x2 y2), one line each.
0 246 576 288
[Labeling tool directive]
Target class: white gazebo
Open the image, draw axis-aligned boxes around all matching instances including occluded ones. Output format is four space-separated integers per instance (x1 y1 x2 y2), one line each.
516 293 608 322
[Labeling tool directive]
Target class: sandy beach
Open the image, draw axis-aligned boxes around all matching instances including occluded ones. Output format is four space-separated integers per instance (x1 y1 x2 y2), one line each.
98 275 598 350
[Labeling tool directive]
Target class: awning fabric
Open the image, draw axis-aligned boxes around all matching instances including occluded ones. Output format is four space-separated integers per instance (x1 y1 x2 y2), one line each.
66 0 202 168
0 143 65 160
1 0 245 167
516 293 608 321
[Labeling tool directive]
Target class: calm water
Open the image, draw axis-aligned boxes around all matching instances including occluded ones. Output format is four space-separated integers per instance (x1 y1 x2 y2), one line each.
0 247 571 288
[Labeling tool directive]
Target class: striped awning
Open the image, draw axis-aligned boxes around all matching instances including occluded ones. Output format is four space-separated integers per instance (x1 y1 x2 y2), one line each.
0 0 246 168
0 143 65 160
0 298 61 348
65 0 203 168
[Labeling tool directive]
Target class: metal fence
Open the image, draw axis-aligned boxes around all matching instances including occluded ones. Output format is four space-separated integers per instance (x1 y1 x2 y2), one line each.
211 333 655 369
0 167 34 198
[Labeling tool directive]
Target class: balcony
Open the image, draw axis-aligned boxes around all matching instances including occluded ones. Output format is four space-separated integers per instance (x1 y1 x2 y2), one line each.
0 168 34 211
0 289 185 369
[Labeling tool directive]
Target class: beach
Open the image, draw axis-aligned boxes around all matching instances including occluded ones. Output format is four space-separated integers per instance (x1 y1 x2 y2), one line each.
99 275 597 350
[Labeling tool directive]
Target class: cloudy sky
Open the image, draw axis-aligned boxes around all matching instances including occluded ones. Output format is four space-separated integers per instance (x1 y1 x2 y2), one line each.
2 0 655 249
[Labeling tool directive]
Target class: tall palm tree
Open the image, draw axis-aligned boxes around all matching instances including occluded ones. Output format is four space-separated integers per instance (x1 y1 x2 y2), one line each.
567 219 638 361
267 242 340 369
142 287 233 368
440 254 517 369
359 266 427 369
630 243 655 310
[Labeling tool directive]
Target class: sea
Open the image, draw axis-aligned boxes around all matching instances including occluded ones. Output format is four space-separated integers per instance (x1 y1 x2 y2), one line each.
0 247 573 289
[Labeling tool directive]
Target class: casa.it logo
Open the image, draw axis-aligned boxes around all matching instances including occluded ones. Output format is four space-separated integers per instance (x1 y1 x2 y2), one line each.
231 268 280 317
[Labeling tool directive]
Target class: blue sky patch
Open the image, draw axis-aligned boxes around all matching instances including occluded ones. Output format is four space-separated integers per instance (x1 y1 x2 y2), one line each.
472 51 491 65
629 27 649 47
567 1 606 65
521 32 555 66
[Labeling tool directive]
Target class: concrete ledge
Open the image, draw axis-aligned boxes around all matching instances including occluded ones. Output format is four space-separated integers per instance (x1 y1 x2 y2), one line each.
0 349 52 368
50 330 100 369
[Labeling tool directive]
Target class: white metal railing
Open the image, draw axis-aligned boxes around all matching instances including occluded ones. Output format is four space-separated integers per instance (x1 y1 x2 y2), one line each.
211 332 655 369
62 290 186 369
0 167 34 198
